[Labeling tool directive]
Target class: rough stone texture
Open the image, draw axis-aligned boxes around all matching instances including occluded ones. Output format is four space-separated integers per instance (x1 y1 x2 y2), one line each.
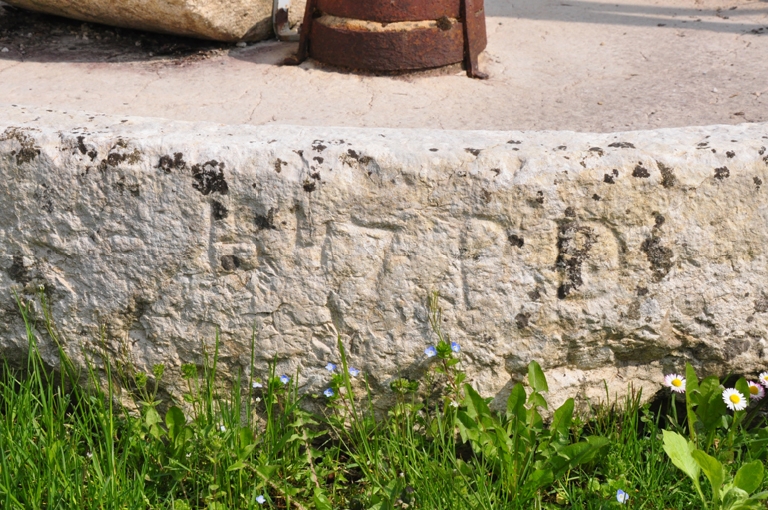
1 104 768 409
2 0 273 41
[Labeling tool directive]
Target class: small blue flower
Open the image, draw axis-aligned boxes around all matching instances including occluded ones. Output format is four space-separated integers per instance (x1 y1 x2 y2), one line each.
324 388 334 397
325 362 337 372
425 346 437 358
616 489 629 504
252 381 263 389
348 367 360 377
255 494 266 504
279 374 290 385
450 342 461 353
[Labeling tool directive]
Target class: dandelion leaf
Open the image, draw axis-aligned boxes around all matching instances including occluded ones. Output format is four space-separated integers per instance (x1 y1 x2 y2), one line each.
734 460 764 494
527 360 549 393
692 449 724 502
662 430 701 483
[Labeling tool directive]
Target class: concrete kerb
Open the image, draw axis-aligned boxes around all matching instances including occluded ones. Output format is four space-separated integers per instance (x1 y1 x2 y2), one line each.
1 102 767 410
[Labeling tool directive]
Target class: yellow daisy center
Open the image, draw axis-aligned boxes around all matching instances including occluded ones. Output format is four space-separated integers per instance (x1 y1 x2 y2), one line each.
750 385 759 395
671 379 682 387
730 394 742 404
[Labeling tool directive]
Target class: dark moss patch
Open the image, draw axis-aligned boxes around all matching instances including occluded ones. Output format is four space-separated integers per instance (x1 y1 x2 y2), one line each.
429 148 438 152
274 158 287 173
303 181 317 193
564 207 576 218
588 147 604 156
604 169 619 184
608 142 635 149
641 235 673 281
313 156 324 164
507 140 522 145
515 312 530 329
508 234 524 248
714 166 730 180
556 221 596 299
312 140 327 152
220 255 241 272
535 191 544 205
211 200 228 220
464 148 481 157
99 140 142 170
1 127 41 165
754 176 762 190
592 194 601 201
658 161 676 188
255 208 277 230
632 164 650 178
75 136 97 161
158 152 186 173
7 255 29 283
726 151 736 159
654 214 665 228
637 286 649 296
528 289 541 301
191 160 228 195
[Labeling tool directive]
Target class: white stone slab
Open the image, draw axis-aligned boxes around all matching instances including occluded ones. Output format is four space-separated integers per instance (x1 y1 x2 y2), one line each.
3 0 273 41
1 103 767 409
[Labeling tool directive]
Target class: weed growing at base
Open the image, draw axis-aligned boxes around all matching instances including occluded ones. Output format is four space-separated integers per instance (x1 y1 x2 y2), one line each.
2 291 768 509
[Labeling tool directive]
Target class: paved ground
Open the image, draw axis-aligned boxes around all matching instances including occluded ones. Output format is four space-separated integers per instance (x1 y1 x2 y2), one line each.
1 0 767 132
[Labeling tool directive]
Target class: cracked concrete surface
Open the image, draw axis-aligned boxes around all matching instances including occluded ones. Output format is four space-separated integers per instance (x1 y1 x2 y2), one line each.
1 0 767 132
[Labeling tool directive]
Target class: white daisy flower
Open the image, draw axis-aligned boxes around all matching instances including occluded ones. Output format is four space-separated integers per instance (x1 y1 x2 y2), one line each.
758 372 768 388
664 373 686 393
722 388 747 411
748 381 765 401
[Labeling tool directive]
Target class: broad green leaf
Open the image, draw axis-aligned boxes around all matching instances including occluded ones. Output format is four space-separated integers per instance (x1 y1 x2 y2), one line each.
528 361 549 393
520 468 554 496
527 392 548 411
239 427 253 449
685 362 700 441
313 488 333 510
662 430 701 484
227 460 247 472
734 460 764 494
145 406 162 427
692 449 724 502
697 377 728 432
256 465 279 479
506 383 526 422
551 398 574 439
165 406 185 441
464 384 494 426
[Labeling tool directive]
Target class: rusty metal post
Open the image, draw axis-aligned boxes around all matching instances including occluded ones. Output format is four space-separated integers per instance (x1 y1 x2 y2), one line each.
286 0 487 78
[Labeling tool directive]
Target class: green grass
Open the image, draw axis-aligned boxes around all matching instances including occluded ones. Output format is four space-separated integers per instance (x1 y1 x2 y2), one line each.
1 295 768 509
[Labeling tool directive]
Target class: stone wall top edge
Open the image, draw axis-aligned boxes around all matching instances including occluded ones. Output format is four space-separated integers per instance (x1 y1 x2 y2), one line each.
2 103 767 148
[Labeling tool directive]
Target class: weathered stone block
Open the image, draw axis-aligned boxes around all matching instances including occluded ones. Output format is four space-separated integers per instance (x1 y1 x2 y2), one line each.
2 0 273 41
1 104 767 409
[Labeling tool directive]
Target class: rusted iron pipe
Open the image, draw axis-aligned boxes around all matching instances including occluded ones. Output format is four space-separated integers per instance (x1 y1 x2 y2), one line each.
287 0 487 78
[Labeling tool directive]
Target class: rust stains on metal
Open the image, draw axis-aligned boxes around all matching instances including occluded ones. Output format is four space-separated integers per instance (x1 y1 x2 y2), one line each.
316 0 461 22
310 16 466 71
289 0 487 78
